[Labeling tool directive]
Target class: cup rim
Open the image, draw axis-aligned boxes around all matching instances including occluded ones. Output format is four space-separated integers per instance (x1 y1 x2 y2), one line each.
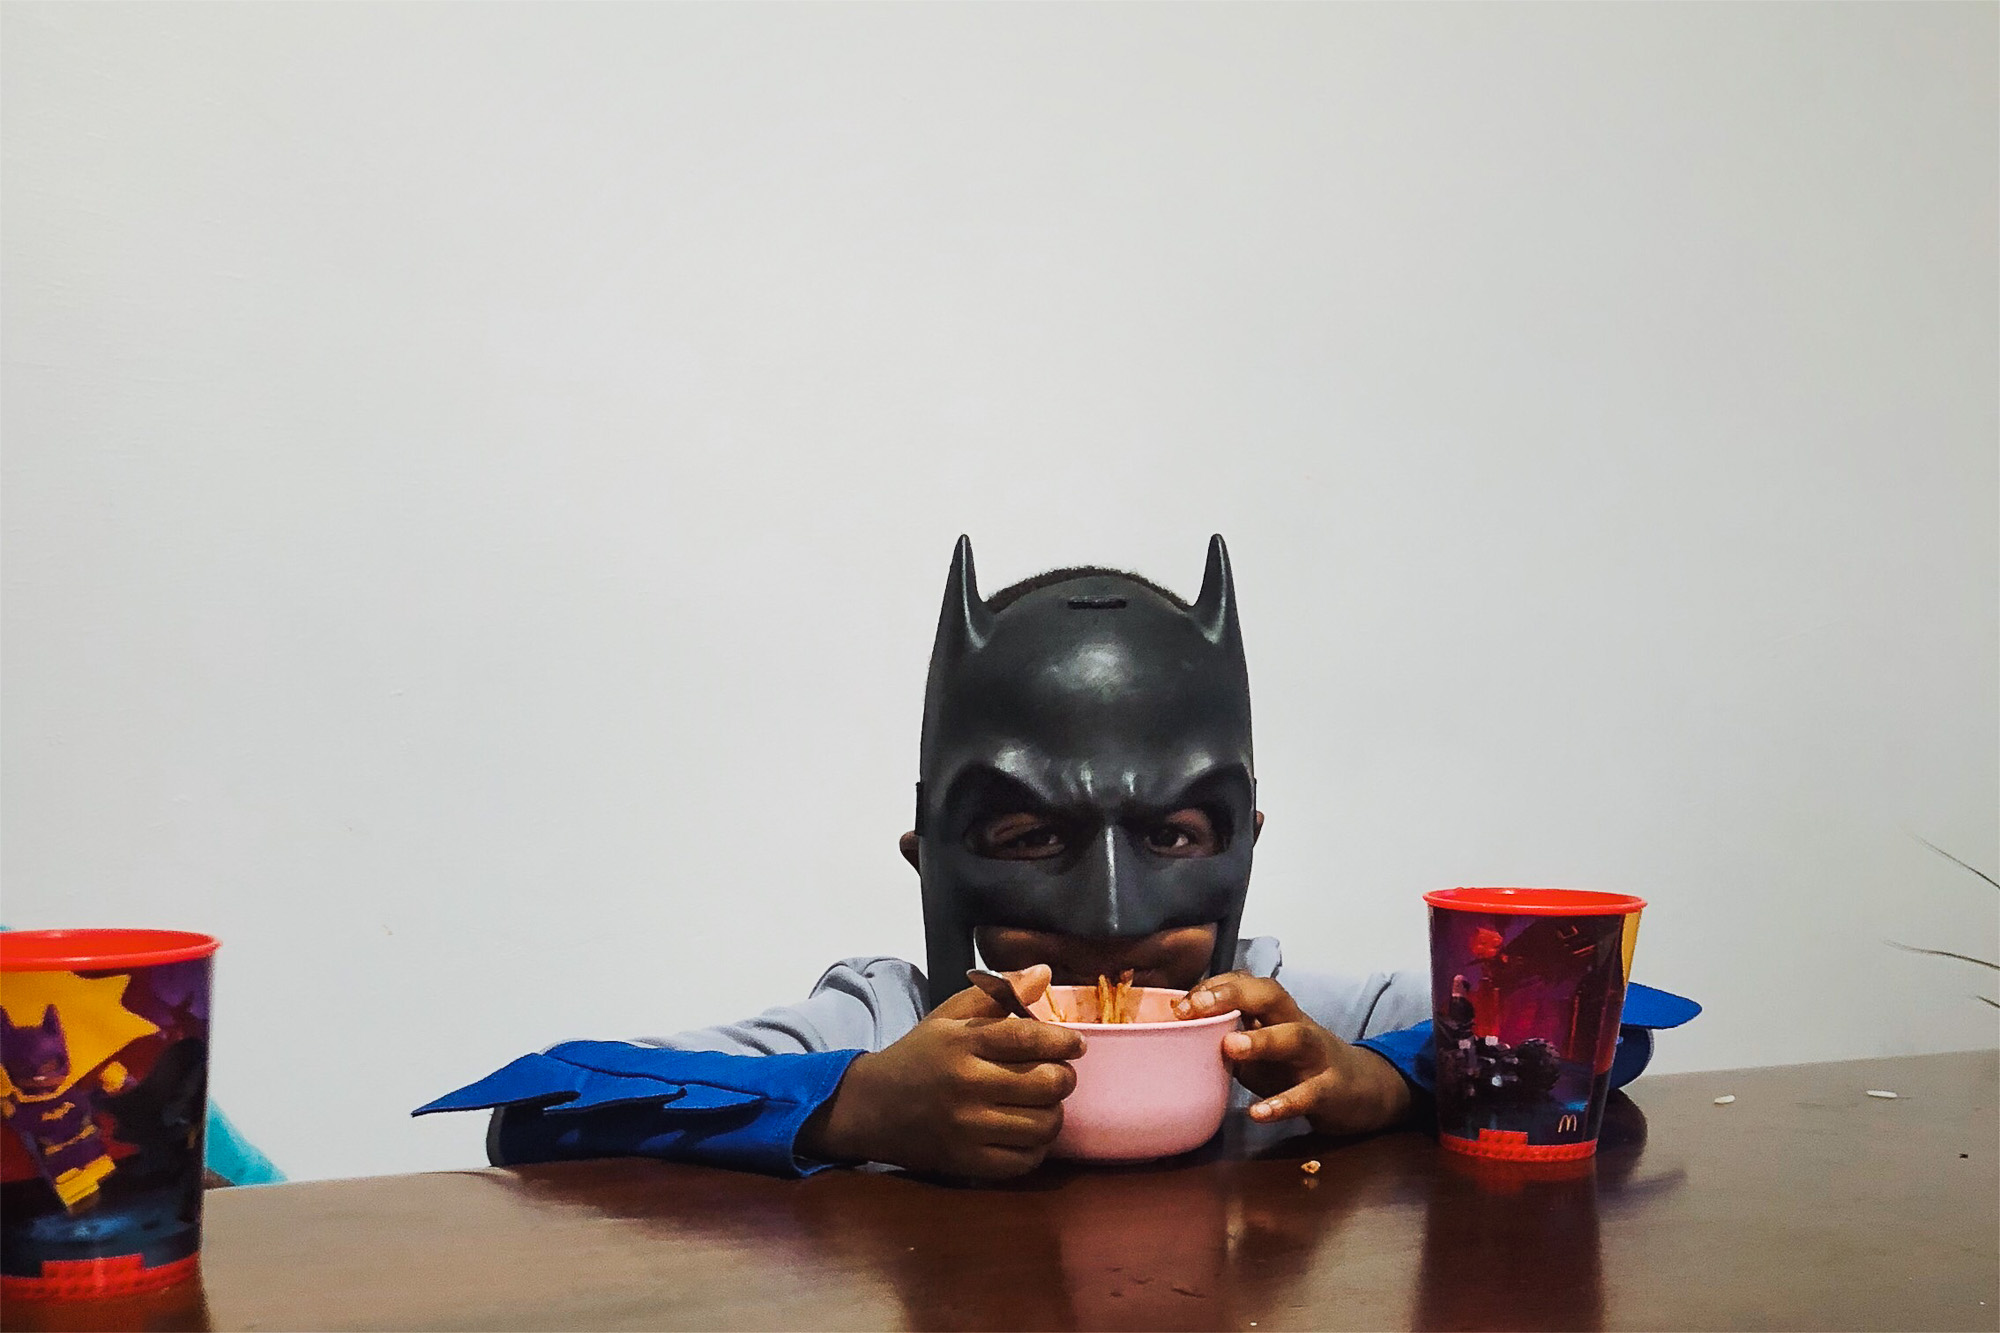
0 929 219 971
1038 983 1241 1031
1425 887 1646 916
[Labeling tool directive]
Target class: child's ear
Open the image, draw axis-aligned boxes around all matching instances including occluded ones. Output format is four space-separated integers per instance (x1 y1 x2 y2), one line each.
899 831 921 872
1252 811 1264 843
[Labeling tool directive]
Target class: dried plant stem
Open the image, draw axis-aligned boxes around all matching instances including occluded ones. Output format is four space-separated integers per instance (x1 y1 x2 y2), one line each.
1889 840 1999 1014
1885 941 1998 971
1911 834 2000 892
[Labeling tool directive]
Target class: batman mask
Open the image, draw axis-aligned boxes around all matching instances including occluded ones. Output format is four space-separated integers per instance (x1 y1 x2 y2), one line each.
915 535 1255 1009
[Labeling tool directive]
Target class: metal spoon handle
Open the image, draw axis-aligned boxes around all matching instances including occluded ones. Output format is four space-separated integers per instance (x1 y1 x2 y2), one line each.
964 968 1038 1020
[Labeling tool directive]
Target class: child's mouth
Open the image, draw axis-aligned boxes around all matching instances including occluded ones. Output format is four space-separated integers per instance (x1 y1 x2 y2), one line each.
977 923 1219 992
1048 956 1178 989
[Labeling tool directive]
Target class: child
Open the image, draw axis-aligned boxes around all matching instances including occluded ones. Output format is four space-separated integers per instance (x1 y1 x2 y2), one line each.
417 537 1692 1178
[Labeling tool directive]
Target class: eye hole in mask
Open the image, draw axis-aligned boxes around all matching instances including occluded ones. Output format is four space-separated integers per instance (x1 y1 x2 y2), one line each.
968 811 1071 860
966 807 1226 860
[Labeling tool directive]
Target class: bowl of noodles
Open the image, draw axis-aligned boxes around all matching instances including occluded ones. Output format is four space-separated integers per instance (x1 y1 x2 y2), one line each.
1030 974 1243 1162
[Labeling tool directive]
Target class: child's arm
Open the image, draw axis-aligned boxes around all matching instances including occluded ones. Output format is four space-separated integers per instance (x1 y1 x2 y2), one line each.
1347 981 1702 1098
420 963 1084 1180
419 955 929 1178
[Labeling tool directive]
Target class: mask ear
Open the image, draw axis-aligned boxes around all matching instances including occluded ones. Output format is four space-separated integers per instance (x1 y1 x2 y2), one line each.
933 534 993 662
40 1005 62 1038
1191 534 1238 646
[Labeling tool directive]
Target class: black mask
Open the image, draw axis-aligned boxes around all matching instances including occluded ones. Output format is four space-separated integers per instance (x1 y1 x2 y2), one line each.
915 535 1255 1009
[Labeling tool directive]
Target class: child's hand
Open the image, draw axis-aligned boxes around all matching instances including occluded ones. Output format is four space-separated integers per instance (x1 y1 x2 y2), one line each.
800 964 1084 1179
1173 973 1411 1136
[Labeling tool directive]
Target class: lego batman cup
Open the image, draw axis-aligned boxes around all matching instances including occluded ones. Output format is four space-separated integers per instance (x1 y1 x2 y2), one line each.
1426 889 1643 1161
0 930 218 1300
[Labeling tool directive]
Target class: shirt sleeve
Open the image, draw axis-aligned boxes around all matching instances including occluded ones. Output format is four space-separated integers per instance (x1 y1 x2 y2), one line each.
1270 963 1433 1042
631 956 927 1056
413 957 928 1177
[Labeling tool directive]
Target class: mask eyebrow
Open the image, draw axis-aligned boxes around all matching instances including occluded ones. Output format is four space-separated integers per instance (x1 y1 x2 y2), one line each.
940 765 1062 823
1119 764 1253 840
1153 762 1251 805
941 761 1251 832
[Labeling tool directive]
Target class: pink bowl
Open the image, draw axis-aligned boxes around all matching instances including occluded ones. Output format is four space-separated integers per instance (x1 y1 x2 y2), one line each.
1031 985 1243 1162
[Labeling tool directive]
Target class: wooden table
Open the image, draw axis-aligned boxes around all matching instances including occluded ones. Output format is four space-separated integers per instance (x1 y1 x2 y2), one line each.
8 1050 1994 1331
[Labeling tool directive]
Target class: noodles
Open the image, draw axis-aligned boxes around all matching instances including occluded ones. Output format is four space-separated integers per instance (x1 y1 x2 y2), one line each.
1094 970 1137 1023
1044 969 1144 1022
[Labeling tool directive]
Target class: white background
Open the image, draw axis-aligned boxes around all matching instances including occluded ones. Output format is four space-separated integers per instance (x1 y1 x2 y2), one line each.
4 4 1993 1183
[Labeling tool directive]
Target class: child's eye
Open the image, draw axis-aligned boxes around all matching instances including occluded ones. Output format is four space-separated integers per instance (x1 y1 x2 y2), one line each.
1144 808 1221 857
970 814 1068 859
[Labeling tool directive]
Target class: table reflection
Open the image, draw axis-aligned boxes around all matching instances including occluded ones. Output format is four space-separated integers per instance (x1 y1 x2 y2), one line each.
1412 1150 1604 1330
495 1118 1386 1330
1411 1090 1662 1332
483 1095 1667 1332
792 1152 1373 1330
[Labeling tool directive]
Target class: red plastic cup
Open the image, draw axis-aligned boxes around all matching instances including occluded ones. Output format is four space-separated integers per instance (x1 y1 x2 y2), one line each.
0 930 218 1301
1425 888 1644 1161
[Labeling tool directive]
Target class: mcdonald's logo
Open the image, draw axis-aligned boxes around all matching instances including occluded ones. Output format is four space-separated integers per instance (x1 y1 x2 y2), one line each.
1558 1113 1579 1133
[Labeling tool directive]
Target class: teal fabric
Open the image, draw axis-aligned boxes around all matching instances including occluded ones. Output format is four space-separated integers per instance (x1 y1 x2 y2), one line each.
206 1101 284 1185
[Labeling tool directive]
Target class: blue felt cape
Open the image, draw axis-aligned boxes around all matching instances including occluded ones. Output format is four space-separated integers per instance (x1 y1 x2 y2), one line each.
413 1044 864 1177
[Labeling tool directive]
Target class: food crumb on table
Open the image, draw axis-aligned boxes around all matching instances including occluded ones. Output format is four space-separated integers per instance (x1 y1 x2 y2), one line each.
1301 1160 1321 1174
1713 1095 1736 1105
1865 1089 1899 1099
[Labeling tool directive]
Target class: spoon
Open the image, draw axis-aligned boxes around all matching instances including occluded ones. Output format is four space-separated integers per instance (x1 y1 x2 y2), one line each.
965 968 1041 1020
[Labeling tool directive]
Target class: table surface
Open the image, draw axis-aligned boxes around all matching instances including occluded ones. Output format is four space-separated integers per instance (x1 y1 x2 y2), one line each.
9 1049 1995 1332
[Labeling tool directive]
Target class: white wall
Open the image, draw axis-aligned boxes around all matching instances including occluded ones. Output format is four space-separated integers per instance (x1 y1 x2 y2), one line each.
3 3 1993 1183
